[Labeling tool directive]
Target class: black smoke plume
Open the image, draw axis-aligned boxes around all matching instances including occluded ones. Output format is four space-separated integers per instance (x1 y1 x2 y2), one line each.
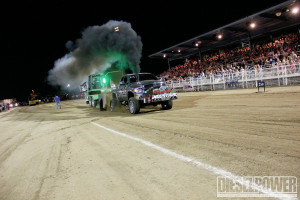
47 20 142 89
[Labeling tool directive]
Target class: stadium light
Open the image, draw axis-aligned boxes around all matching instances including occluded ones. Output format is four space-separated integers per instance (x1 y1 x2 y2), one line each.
292 7 299 14
249 22 256 29
217 34 223 39
194 41 201 47
163 54 166 58
114 27 119 32
178 49 181 53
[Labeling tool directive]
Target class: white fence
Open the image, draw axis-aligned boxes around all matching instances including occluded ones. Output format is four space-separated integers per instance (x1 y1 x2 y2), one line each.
168 64 300 91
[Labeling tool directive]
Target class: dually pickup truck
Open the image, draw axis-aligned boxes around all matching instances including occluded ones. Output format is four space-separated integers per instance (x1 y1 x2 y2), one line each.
110 73 178 114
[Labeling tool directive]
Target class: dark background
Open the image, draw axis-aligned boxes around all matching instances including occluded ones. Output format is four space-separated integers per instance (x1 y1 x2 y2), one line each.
0 0 286 101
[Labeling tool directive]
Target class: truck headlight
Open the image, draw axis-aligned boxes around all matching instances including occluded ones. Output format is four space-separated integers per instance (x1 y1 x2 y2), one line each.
133 88 144 93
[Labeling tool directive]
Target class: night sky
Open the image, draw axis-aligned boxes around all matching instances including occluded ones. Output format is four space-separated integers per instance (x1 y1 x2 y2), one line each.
0 0 287 101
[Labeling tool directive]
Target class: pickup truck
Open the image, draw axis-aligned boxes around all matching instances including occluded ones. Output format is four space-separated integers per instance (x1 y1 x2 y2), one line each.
110 73 177 114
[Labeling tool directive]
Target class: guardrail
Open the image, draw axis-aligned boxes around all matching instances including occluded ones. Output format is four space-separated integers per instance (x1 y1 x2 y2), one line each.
167 64 300 91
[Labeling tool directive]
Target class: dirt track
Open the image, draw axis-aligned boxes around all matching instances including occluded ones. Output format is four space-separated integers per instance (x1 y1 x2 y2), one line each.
0 86 299 200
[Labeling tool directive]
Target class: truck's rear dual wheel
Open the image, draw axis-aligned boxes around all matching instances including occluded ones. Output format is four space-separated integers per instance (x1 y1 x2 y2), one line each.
99 100 105 111
161 100 173 110
129 97 140 114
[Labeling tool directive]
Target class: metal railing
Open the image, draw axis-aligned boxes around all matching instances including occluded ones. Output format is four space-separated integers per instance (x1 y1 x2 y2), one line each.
167 64 300 91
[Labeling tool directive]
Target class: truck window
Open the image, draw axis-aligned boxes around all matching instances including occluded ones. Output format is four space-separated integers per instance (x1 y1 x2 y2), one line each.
92 76 101 89
129 75 137 83
120 76 127 84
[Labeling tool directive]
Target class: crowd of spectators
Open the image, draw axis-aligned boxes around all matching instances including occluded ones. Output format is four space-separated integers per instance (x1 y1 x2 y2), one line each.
0 103 11 112
158 32 300 81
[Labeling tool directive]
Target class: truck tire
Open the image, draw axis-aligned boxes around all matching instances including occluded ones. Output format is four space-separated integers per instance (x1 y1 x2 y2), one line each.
99 100 105 111
161 100 173 110
89 97 93 107
93 100 98 108
128 97 140 114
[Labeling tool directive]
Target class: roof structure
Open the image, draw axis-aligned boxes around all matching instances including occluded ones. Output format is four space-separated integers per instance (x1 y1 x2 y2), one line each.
149 0 300 61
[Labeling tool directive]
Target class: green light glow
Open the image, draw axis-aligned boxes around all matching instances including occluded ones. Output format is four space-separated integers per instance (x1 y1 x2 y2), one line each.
94 50 139 74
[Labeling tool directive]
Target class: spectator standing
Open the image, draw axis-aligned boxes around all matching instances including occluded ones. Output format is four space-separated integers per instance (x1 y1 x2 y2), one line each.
54 95 61 109
292 51 297 62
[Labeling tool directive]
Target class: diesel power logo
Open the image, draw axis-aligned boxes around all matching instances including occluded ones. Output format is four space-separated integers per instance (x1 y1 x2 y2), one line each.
217 176 297 198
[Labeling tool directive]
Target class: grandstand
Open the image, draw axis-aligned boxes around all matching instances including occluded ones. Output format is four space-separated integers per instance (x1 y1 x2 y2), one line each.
149 0 300 91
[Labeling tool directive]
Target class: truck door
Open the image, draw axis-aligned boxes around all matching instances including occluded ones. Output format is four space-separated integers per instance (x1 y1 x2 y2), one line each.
117 76 127 101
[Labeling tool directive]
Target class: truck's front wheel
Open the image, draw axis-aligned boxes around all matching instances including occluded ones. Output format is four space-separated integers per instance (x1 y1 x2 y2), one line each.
89 97 93 107
93 100 98 108
161 100 173 110
129 97 140 114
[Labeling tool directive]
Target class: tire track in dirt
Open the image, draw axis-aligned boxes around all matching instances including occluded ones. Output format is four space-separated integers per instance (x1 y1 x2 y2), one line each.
32 135 72 200
100 117 300 159
94 117 299 177
0 120 43 164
